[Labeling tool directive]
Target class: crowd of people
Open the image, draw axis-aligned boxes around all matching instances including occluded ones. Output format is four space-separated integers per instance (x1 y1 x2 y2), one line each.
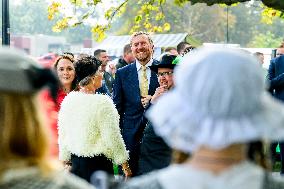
1 31 284 189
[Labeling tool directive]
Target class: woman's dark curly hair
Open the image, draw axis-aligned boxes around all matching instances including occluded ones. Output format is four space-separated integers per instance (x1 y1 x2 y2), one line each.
74 55 102 85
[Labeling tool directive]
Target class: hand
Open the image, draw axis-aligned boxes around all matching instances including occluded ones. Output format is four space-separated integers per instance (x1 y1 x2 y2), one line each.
123 167 132 180
141 95 152 108
151 85 167 104
122 162 132 179
109 64 117 75
63 161 72 172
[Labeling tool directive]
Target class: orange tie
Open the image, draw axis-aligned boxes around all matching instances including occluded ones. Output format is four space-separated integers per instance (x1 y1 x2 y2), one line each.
140 65 148 96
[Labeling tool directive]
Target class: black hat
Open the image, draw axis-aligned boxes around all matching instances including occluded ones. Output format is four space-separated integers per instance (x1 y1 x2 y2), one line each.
0 47 59 100
149 54 177 73
75 56 101 82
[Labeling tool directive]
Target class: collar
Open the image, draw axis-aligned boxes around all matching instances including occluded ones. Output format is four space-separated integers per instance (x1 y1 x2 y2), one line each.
136 59 153 71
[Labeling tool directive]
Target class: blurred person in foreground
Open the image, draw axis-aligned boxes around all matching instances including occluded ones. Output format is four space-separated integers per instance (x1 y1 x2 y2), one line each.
58 56 131 182
41 53 77 157
0 48 94 189
120 47 284 189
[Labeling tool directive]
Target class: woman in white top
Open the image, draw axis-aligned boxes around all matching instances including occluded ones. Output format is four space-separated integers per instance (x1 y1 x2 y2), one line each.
58 56 131 182
120 48 284 189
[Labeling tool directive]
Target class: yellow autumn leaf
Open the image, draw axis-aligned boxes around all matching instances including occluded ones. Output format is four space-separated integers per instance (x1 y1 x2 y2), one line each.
163 22 171 31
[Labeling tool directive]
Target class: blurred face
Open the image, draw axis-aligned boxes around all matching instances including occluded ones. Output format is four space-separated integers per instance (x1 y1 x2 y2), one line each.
276 48 284 57
179 44 191 55
56 58 75 88
98 52 109 72
157 68 174 90
258 54 264 65
124 51 135 64
169 49 178 56
131 34 153 65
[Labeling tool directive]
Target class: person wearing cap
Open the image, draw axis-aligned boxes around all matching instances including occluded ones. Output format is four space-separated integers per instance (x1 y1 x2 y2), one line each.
120 48 284 188
0 48 95 189
137 54 177 175
58 55 131 182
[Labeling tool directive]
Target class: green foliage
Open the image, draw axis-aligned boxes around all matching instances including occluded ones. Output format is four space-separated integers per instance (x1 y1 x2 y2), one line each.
247 31 283 48
47 0 284 42
10 0 91 43
189 0 249 6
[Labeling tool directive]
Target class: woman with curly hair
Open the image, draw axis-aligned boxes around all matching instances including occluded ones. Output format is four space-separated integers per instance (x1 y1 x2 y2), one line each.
58 55 132 182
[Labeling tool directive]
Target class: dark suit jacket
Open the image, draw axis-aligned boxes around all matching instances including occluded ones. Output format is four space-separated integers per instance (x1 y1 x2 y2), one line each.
116 58 128 70
103 71 115 94
113 61 159 151
96 83 111 96
268 56 284 101
137 122 172 175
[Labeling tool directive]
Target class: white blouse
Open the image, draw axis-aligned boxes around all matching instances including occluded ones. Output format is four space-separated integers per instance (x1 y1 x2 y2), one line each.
58 91 128 165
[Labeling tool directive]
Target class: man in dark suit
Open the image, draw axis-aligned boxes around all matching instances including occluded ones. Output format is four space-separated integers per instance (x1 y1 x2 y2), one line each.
94 49 115 94
113 31 159 176
137 54 177 175
268 47 284 175
116 44 135 70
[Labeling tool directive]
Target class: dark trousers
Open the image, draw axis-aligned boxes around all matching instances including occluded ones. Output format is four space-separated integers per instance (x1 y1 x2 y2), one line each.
71 154 113 182
280 142 284 173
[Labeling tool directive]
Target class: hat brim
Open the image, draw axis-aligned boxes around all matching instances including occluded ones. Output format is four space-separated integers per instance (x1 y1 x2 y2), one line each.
146 90 284 154
149 64 176 73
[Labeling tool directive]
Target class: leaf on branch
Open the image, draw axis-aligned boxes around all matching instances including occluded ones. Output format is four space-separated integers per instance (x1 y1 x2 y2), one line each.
69 0 83 6
47 1 62 20
261 7 281 24
135 15 143 22
155 12 165 21
52 17 70 32
163 22 171 31
91 24 109 42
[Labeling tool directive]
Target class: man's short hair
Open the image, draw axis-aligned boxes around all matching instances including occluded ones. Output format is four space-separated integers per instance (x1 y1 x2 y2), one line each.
94 49 106 59
130 31 153 46
253 52 264 57
177 42 191 54
123 44 132 54
165 47 177 53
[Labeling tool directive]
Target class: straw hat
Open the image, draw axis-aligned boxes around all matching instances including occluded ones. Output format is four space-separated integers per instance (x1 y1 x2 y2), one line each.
147 47 284 153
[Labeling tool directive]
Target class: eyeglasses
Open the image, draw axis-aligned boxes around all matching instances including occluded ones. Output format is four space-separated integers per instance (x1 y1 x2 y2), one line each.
157 71 173 77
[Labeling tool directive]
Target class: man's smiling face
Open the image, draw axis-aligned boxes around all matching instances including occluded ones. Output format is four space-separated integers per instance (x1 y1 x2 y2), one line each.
131 34 153 65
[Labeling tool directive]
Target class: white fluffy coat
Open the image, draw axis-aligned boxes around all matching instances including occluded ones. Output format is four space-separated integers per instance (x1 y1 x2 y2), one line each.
58 91 128 165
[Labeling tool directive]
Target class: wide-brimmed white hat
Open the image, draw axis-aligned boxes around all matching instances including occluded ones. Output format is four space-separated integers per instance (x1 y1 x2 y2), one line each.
147 47 284 153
